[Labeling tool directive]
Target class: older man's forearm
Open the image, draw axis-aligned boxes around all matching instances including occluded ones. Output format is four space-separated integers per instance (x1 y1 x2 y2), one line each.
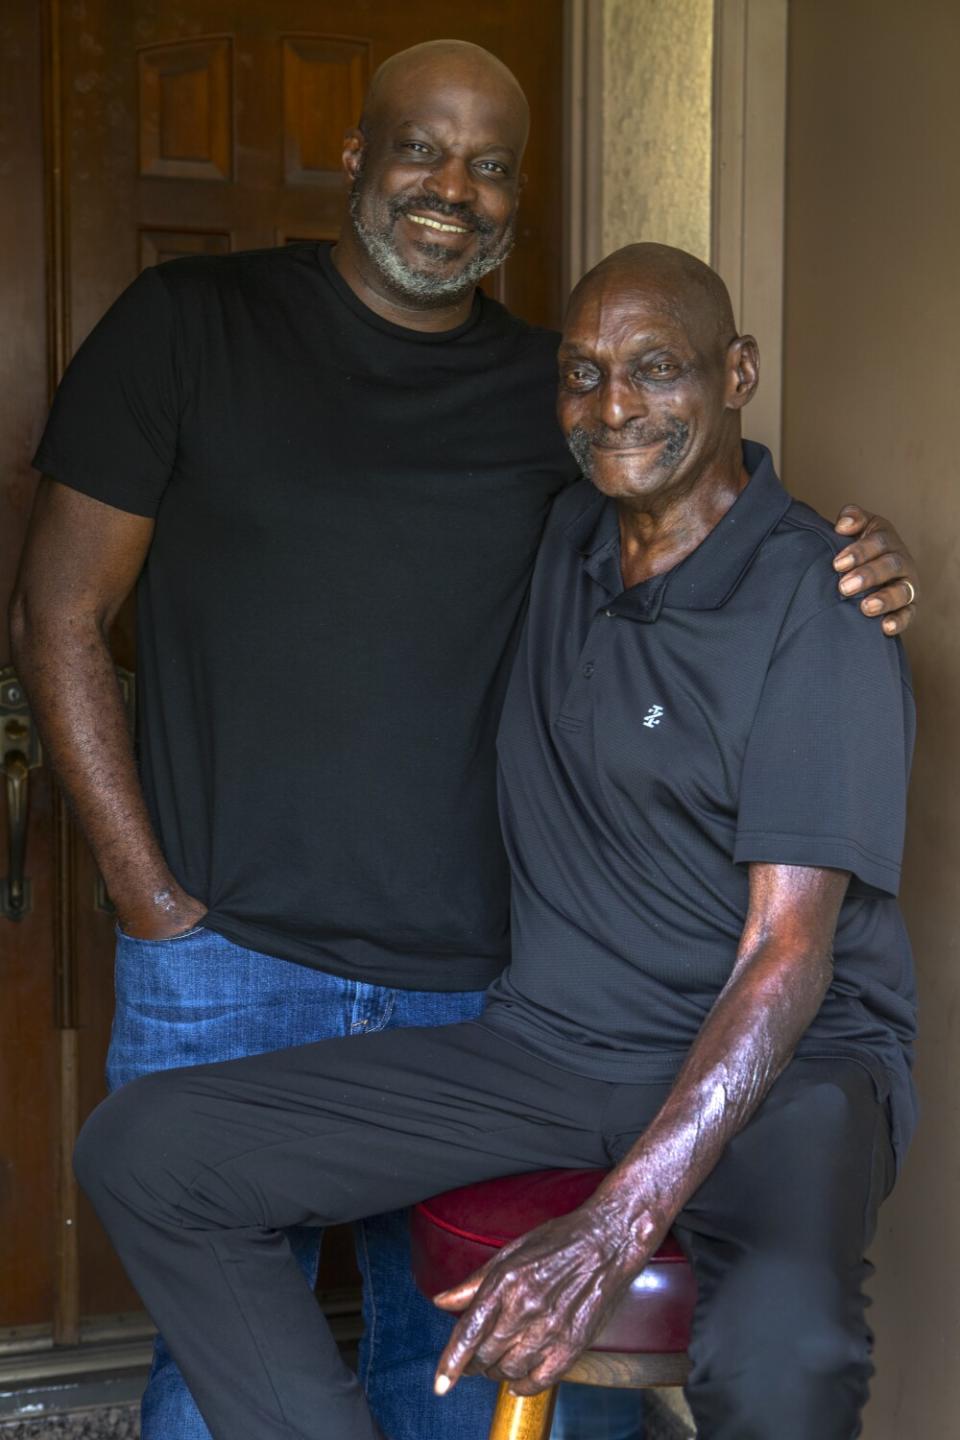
589 935 837 1264
432 867 851 1394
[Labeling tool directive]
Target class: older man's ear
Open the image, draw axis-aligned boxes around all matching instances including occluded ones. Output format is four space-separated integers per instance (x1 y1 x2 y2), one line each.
726 335 760 410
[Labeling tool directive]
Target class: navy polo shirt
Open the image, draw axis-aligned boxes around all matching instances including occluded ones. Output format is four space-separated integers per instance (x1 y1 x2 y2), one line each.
485 441 917 1163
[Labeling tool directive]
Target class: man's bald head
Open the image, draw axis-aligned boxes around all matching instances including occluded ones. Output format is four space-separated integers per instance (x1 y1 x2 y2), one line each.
360 40 530 152
567 243 738 357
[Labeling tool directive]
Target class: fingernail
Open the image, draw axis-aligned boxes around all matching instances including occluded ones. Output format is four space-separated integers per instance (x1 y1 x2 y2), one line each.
837 516 856 528
435 1377 451 1396
883 618 897 633
839 575 862 595
834 552 854 571
862 597 883 615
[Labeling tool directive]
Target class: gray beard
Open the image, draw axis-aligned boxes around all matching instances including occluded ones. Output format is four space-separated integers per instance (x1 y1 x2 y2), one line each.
349 186 516 305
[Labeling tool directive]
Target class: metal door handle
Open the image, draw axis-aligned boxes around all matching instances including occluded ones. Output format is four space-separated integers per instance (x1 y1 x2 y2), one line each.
1 667 43 920
4 746 29 917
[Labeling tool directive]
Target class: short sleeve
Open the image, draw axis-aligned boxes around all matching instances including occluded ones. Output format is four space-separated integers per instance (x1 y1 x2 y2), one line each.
734 583 915 896
32 267 181 517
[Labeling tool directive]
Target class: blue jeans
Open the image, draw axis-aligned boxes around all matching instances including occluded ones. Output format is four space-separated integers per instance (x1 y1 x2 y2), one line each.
106 924 495 1440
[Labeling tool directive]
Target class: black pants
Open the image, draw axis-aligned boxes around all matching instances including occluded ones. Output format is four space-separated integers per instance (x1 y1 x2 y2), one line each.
74 1021 892 1440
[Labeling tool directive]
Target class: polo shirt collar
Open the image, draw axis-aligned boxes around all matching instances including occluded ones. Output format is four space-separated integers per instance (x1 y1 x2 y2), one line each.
567 441 792 622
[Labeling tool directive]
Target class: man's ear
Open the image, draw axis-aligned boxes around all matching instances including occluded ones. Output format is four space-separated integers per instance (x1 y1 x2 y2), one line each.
342 129 365 184
726 335 760 411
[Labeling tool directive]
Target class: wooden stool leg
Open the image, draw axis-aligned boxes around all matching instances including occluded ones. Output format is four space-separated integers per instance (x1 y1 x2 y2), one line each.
488 1380 558 1440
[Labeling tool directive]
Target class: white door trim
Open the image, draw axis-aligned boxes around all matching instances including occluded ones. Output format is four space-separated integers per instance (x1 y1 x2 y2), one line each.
562 0 605 298
712 0 788 463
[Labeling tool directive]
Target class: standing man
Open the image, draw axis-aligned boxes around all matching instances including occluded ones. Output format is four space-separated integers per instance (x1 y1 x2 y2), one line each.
73 244 918 1440
12 40 917 1440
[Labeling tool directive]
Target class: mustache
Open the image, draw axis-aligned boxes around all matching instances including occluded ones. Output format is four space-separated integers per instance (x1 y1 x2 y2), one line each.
567 420 687 451
566 418 690 476
388 191 497 237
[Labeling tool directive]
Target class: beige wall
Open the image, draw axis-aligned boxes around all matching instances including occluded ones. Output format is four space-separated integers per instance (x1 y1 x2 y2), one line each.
599 0 713 261
782 4 960 1433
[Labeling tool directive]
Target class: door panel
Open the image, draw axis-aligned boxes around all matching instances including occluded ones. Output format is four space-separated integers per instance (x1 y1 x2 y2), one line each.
1 0 566 1343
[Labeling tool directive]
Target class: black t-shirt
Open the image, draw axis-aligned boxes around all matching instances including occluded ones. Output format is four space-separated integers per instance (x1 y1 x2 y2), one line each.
34 243 577 986
486 444 917 1163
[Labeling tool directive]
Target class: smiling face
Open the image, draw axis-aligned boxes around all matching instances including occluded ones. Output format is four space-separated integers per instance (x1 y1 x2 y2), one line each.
343 46 528 305
557 247 757 507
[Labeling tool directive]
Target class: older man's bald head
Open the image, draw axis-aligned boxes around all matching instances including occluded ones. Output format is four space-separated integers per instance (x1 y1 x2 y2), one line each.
567 243 738 356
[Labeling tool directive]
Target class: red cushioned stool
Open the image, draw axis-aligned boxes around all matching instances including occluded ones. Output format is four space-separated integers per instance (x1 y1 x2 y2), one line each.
411 1170 696 1440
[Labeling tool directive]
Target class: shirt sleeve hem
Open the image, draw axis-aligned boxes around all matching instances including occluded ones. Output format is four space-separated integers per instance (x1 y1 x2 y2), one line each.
32 443 161 519
733 830 901 897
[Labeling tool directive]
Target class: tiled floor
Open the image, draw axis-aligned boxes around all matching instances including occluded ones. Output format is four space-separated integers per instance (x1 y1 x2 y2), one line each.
0 1409 139 1439
0 1393 695 1439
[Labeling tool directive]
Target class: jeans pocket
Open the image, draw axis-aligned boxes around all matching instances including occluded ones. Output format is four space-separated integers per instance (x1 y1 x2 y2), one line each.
114 920 210 946
108 924 223 1088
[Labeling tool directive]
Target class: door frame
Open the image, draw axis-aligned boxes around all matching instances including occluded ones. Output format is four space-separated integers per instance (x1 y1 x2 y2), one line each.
711 0 788 465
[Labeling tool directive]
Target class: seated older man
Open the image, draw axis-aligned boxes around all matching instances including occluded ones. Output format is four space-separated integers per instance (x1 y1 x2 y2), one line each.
75 244 915 1440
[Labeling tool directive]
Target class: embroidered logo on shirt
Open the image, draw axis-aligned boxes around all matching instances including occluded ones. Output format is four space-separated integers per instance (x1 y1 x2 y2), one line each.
643 704 665 729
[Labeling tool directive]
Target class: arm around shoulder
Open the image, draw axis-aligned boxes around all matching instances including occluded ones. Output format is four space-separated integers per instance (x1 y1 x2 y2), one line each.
832 505 919 634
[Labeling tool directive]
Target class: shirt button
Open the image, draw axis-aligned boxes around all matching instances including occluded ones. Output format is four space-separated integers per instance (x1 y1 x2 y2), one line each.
583 662 595 678
605 608 615 618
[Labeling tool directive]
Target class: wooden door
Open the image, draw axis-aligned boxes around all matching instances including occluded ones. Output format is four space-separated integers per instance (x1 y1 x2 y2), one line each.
0 0 63 1359
0 0 565 1368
